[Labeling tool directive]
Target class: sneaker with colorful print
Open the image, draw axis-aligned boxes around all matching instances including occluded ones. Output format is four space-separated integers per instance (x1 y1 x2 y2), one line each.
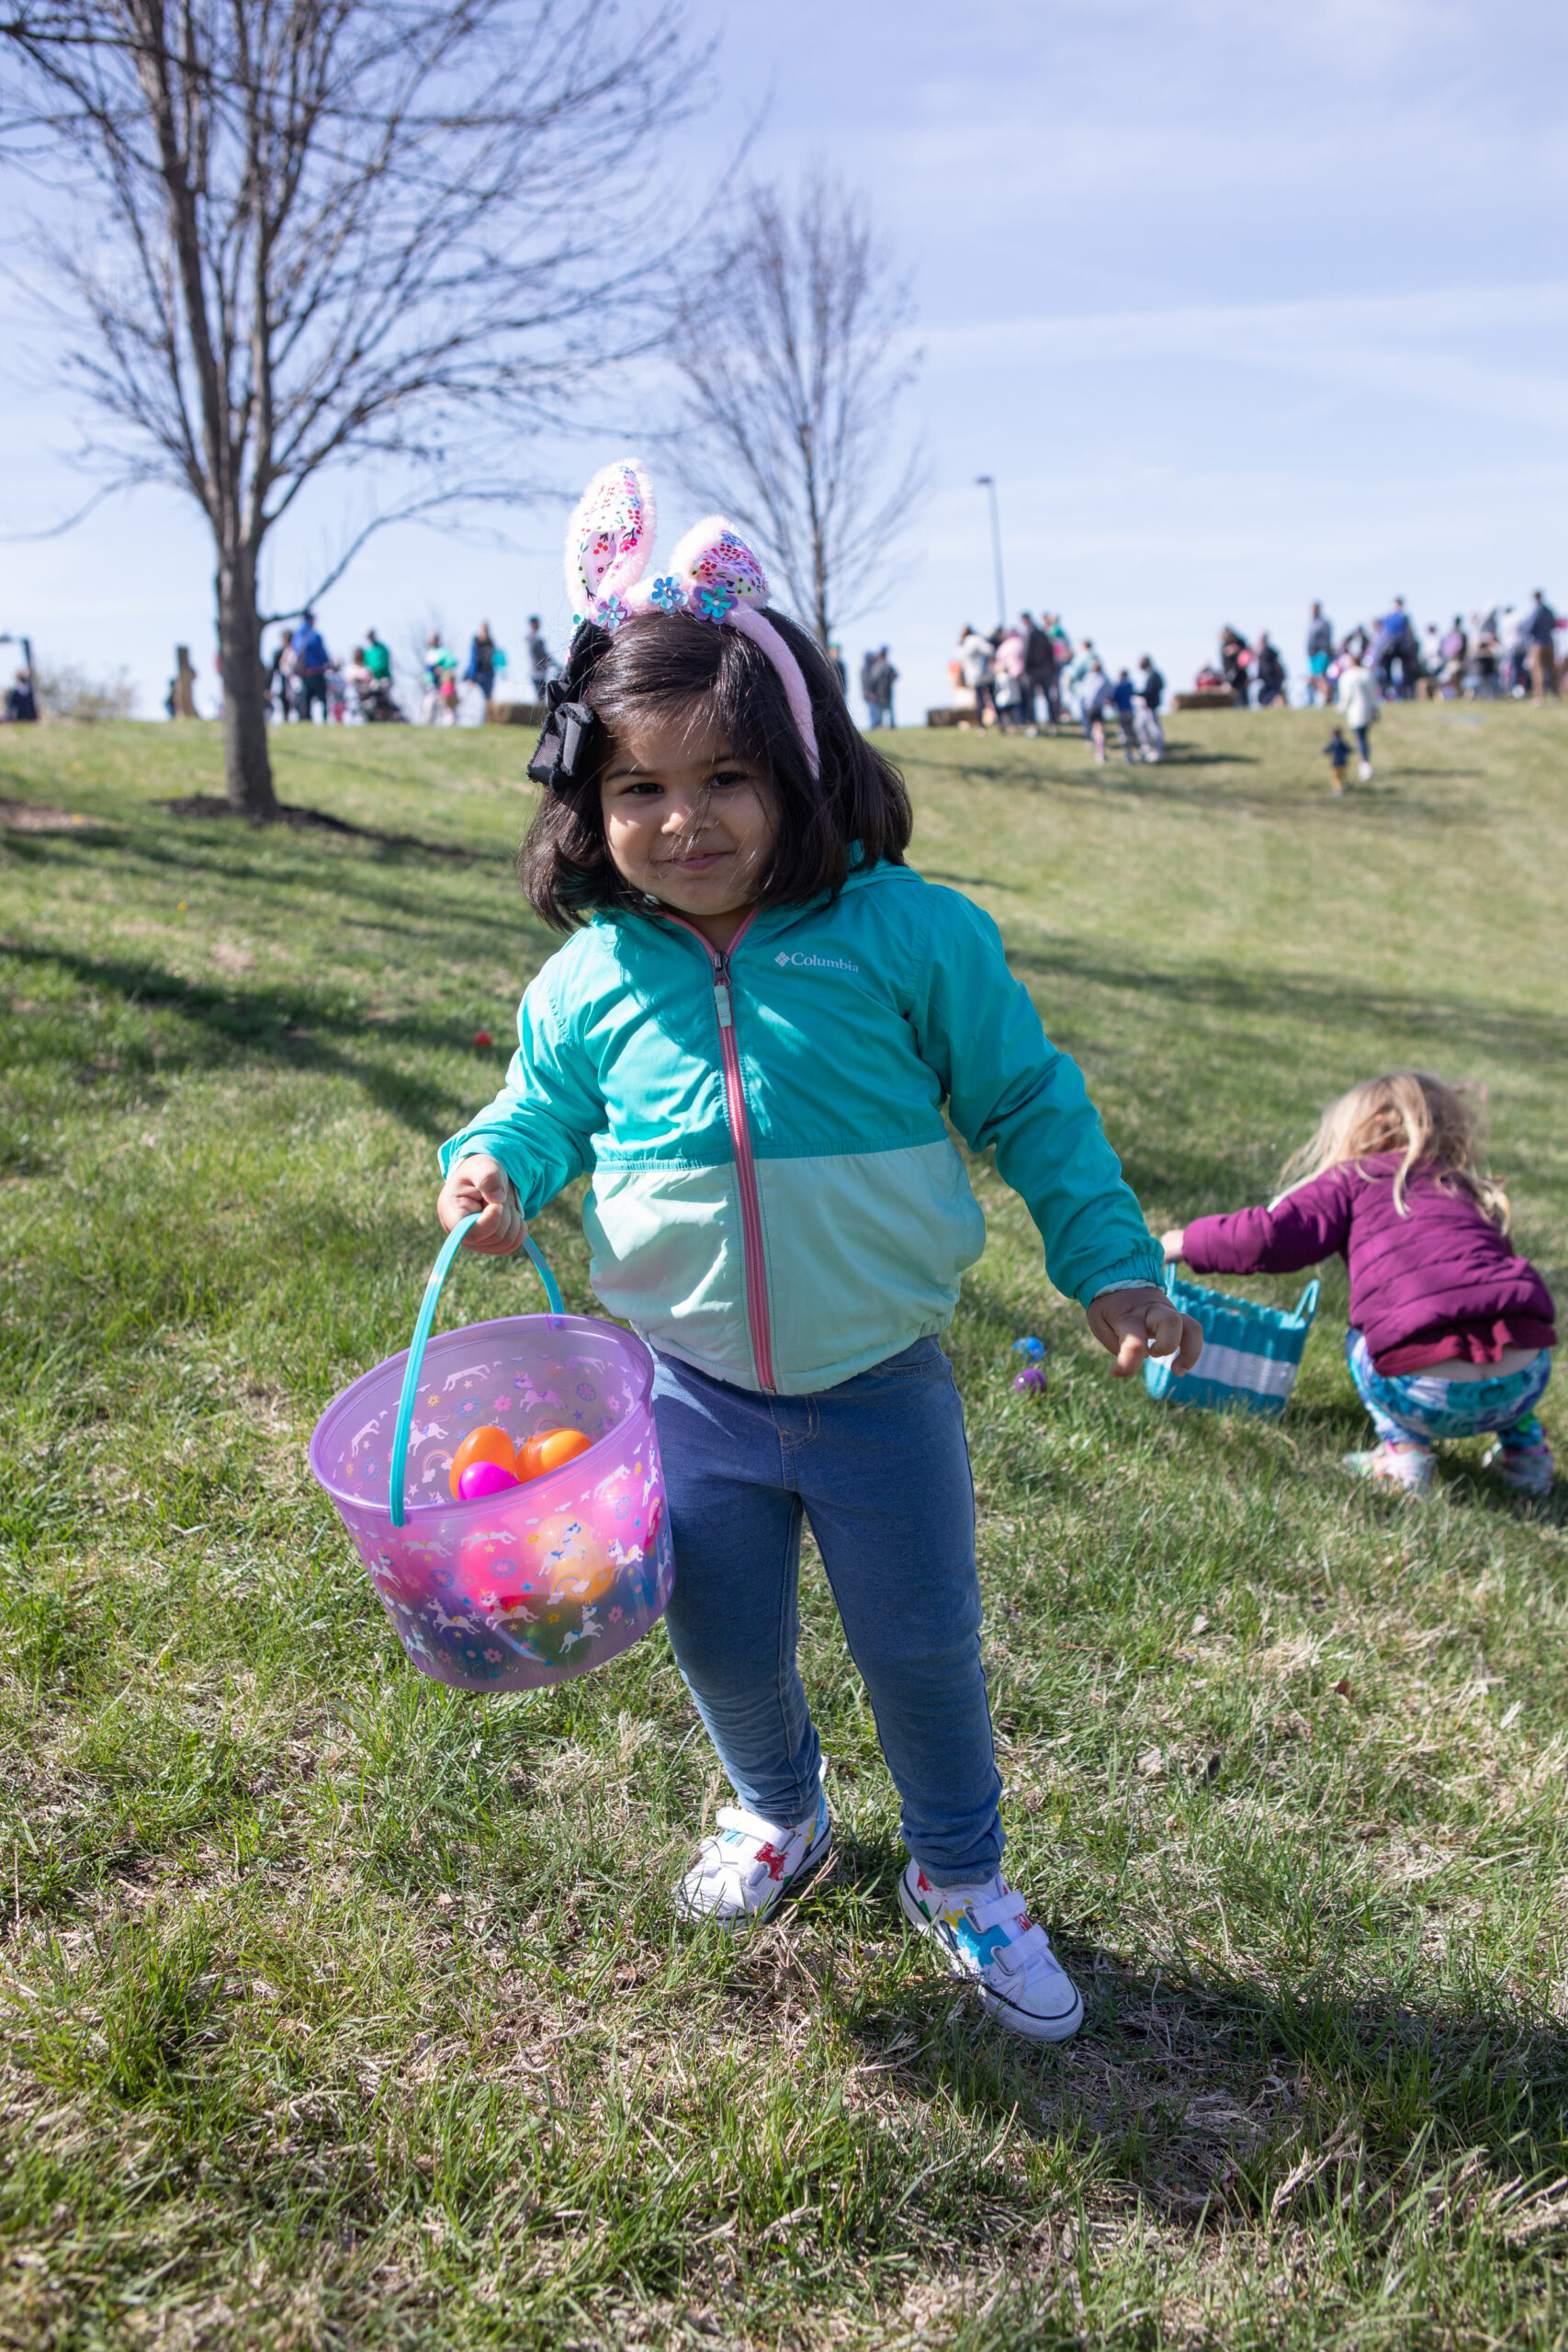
898 1862 1085 2042
1342 1441 1433 1496
1482 1434 1555 1497
673 1786 831 1928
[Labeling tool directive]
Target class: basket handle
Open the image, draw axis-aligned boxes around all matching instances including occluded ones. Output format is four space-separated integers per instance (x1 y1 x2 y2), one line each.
1292 1278 1321 1327
389 1216 564 1529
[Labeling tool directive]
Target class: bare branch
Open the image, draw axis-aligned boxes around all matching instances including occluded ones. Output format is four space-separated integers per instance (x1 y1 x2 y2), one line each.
0 475 142 538
667 173 927 647
0 0 714 815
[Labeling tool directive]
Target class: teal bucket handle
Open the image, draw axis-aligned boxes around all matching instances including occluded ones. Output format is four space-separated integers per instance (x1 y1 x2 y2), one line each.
389 1218 564 1528
1292 1278 1321 1327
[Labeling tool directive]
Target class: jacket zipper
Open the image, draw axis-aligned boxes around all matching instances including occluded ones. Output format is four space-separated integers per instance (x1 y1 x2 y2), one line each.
665 910 776 1392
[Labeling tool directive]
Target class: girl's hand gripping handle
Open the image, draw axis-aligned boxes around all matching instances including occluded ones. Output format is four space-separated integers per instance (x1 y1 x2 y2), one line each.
389 1209 564 1528
1088 1284 1204 1379
438 1152 526 1255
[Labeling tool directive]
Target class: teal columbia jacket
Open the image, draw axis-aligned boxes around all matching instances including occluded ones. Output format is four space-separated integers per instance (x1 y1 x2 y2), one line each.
440 860 1163 1395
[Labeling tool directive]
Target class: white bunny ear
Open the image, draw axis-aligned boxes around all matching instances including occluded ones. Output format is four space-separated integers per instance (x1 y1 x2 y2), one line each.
564 458 657 626
667 514 770 616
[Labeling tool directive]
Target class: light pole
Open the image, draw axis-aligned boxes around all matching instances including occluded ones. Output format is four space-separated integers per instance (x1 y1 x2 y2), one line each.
975 475 1006 631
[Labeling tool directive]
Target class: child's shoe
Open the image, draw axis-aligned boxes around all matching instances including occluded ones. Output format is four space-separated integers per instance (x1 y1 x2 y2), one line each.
673 1786 831 1928
1482 1436 1555 1497
1359 759 1374 781
1342 1441 1433 1495
898 1863 1084 2042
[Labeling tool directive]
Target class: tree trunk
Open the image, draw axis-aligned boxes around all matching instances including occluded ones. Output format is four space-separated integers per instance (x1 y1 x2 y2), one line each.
217 548 280 820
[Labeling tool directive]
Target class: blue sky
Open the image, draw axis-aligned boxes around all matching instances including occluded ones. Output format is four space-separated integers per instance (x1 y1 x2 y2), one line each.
4 0 1567 718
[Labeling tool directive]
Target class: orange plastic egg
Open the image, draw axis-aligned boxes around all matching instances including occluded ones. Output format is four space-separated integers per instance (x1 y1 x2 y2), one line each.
449 1423 516 1500
516 1426 592 1482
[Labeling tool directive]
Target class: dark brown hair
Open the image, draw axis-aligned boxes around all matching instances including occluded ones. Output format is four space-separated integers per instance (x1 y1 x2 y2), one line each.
517 607 912 930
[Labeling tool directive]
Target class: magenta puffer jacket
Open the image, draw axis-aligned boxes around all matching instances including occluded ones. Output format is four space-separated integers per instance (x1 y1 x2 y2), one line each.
1181 1154 1556 1374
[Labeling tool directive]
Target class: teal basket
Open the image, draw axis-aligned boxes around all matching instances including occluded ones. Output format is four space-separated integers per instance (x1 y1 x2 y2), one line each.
1145 1271 1320 1419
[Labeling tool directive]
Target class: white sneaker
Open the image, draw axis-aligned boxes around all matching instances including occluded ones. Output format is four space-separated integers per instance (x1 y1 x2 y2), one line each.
898 1862 1084 2042
1359 760 1374 781
673 1787 831 1928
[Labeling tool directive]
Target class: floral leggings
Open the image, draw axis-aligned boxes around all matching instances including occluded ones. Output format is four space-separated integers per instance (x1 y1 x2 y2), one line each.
1346 1329 1551 1455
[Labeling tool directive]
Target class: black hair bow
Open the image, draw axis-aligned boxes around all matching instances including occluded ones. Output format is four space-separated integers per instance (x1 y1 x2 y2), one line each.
527 624 605 796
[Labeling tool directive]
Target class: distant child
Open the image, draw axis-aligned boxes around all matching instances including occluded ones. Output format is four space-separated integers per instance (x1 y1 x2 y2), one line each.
1336 654 1380 779
1323 726 1350 795
1111 668 1138 762
438 459 1201 2042
1081 659 1112 762
1162 1072 1555 1498
1134 656 1166 762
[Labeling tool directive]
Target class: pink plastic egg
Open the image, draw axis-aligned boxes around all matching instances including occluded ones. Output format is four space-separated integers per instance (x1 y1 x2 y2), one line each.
458 1457 520 1502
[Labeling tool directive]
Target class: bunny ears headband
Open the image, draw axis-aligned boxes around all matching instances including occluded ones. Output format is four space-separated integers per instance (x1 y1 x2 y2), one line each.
526 458 820 795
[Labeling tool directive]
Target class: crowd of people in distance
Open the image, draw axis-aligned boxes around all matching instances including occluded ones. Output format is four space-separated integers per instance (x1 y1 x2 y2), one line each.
1198 592 1563 712
942 616 1169 763
262 612 538 726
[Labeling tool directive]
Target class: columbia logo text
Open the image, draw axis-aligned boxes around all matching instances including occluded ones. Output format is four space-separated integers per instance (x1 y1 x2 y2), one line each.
774 950 860 973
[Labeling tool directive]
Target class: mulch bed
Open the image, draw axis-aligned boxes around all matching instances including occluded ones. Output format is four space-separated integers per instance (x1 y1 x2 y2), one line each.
0 800 121 833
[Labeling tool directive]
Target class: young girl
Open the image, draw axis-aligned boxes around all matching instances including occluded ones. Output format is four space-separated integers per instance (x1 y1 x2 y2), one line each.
1163 1071 1555 1498
436 461 1200 2043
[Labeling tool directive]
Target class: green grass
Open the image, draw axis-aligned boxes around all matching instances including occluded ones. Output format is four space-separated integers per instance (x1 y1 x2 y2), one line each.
3 704 1567 2349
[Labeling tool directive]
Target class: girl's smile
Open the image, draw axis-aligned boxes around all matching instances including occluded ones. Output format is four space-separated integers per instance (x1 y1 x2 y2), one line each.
601 710 778 952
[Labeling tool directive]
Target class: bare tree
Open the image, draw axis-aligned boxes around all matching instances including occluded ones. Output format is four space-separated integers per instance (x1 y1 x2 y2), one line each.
669 175 924 649
1 0 705 818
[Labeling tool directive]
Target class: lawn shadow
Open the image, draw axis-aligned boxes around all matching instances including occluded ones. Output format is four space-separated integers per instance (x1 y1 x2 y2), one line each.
927 752 1480 829
155 793 499 863
4 939 477 1140
1066 767 1476 826
1 812 523 939
838 1928 1568 2228
919 868 1029 894
1435 1457 1568 1532
1005 944 1568 1081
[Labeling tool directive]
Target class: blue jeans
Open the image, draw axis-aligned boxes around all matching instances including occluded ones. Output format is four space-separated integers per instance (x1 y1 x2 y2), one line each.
1347 1329 1551 1451
652 1339 1003 1887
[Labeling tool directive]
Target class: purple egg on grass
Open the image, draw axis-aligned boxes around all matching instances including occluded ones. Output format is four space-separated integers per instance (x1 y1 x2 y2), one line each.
1012 1366 1048 1396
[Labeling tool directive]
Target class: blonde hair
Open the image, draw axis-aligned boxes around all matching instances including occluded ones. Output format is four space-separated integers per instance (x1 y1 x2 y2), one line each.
1276 1071 1509 1228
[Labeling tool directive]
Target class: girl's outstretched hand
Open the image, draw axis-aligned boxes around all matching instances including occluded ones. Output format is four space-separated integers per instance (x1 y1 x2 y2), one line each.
437 1153 526 1255
1160 1227 1186 1263
1087 1285 1203 1378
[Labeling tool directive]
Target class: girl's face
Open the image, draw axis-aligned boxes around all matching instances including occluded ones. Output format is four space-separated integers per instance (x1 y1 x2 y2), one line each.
601 706 778 948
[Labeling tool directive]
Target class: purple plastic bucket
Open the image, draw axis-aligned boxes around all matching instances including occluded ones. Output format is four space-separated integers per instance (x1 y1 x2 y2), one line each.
309 1229 671 1692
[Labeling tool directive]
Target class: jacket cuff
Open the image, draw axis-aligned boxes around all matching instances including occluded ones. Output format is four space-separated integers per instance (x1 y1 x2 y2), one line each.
1078 1246 1166 1306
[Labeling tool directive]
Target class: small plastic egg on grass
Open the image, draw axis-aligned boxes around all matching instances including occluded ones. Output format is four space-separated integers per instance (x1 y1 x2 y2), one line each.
1012 1365 1048 1396
516 1426 593 1482
450 1424 516 1499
